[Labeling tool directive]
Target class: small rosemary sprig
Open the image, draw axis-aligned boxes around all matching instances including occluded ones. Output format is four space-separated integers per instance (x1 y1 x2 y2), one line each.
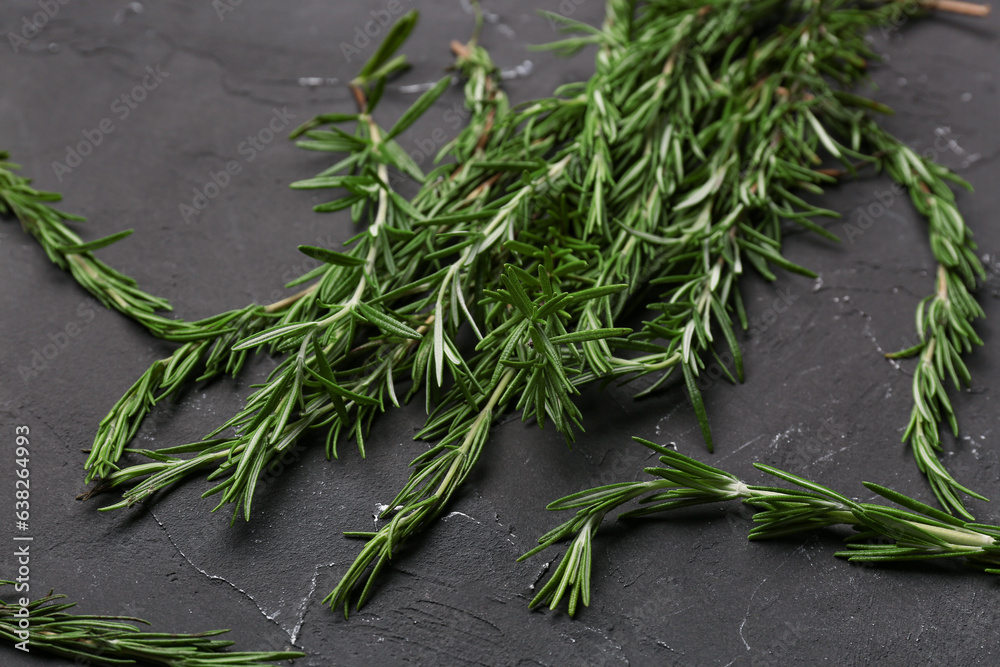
81 303 275 484
0 152 231 343
326 367 517 615
0 581 303 665
524 437 1000 616
871 131 987 518
1 150 312 489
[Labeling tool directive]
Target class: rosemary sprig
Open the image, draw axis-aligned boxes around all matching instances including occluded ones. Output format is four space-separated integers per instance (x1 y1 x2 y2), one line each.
0 152 333 487
869 131 988 518
325 367 517 616
82 304 273 483
524 438 1000 616
0 582 303 665
0 152 228 343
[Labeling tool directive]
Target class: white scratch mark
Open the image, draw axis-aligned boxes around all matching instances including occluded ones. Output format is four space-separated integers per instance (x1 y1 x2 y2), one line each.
717 434 765 464
810 445 851 467
149 509 289 637
738 545 804 650
399 77 459 94
290 561 337 644
739 577 768 650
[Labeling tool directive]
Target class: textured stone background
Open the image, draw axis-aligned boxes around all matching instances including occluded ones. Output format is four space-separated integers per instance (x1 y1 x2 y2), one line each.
1 1 998 665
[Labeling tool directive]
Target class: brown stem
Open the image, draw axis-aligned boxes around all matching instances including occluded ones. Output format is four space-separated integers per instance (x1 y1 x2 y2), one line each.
449 39 471 60
936 264 949 302
474 108 496 152
462 173 502 201
814 152 887 179
920 0 991 16
264 284 317 313
77 479 115 500
349 83 367 113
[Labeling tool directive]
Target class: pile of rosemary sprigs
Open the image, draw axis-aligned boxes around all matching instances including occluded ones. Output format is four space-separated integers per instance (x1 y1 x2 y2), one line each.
2 0 994 661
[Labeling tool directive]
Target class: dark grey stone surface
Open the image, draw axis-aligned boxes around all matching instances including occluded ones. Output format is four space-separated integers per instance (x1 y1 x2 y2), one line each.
1 1 998 665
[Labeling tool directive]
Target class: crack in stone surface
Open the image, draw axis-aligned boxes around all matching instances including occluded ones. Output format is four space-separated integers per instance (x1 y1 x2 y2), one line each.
147 507 294 641
290 561 337 645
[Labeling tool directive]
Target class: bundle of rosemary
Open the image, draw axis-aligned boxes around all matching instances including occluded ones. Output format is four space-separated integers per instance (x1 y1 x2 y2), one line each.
3 0 990 631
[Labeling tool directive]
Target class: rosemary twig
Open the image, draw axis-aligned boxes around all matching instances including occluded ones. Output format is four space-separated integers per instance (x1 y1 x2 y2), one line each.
82 304 270 482
524 438 1000 616
325 366 517 616
0 152 231 343
870 133 988 518
0 582 303 665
